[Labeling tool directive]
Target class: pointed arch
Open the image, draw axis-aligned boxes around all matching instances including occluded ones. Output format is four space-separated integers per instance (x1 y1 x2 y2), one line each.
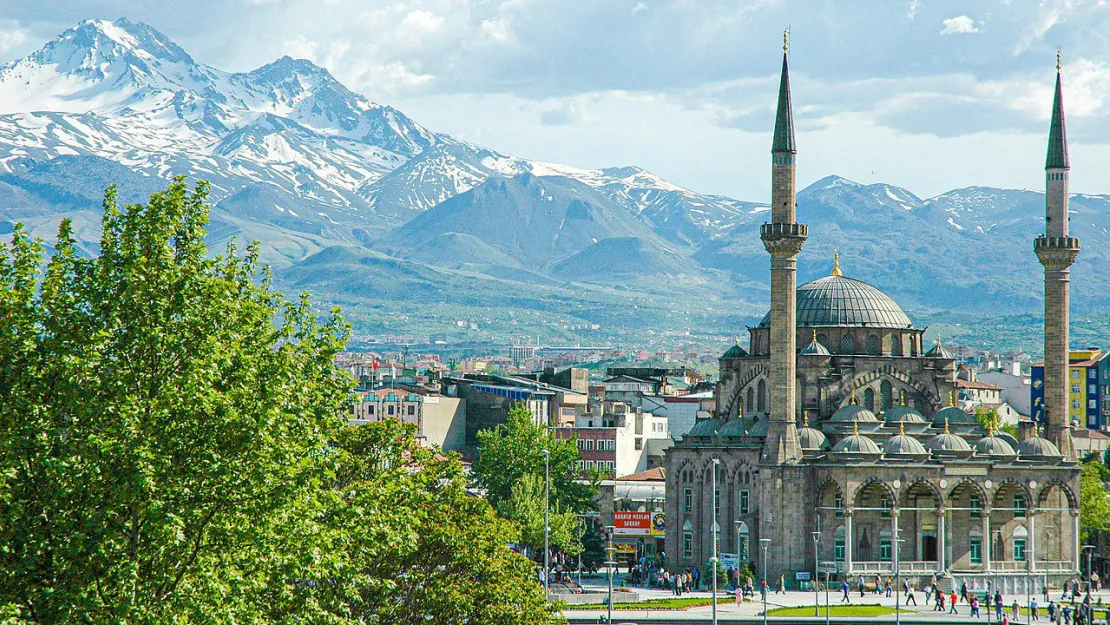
1037 480 1078 510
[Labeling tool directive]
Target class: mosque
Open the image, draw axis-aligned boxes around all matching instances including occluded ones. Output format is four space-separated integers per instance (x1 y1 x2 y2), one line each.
664 37 1083 592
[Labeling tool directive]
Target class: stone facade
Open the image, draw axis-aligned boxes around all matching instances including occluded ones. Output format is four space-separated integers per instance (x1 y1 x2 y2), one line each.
664 52 1082 589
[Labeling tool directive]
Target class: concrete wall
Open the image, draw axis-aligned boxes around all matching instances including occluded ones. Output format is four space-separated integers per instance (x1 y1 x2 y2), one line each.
420 396 466 452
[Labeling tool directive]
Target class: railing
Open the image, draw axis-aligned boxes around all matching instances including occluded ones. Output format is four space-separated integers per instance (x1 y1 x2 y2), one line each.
850 561 938 573
1034 236 1081 250
1039 561 1076 572
759 223 808 237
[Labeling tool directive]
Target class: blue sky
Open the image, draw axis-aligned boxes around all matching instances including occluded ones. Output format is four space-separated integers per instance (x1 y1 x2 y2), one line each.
1 0 1108 200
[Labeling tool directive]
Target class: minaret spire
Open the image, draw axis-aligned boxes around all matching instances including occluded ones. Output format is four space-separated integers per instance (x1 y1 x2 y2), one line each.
1046 49 1069 171
760 29 807 465
772 28 797 156
1035 50 1080 459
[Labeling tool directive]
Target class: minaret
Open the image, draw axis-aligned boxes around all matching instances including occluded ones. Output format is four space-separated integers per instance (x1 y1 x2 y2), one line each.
759 29 808 464
1034 50 1080 460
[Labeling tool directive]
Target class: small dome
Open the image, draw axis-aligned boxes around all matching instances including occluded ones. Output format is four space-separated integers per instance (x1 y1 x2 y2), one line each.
1016 426 1062 460
686 418 723 438
832 432 882 455
925 337 952 359
884 433 929 457
975 434 1017 459
800 330 831 356
747 417 769 437
925 420 973 455
722 340 748 359
718 418 747 437
932 405 976 426
830 401 879 423
798 412 828 451
885 393 927 424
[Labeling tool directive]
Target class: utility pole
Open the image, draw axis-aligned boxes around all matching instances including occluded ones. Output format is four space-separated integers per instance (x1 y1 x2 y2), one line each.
542 449 550 597
711 457 720 625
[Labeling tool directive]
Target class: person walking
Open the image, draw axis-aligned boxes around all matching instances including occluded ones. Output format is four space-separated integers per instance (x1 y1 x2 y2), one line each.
841 580 851 603
1032 597 1040 621
777 574 786 595
906 582 918 606
935 589 946 611
971 595 981 618
1013 599 1021 621
858 575 865 598
950 590 960 615
962 582 969 604
1045 585 1051 603
760 578 768 602
996 592 1005 620
1048 600 1057 623
886 579 893 597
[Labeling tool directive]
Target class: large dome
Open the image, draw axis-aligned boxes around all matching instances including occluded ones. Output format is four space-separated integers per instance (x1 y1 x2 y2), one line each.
758 275 914 329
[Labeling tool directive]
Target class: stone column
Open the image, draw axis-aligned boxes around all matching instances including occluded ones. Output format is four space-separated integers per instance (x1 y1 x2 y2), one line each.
982 510 992 572
845 509 854 574
1029 510 1037 572
1073 510 1081 572
938 508 946 572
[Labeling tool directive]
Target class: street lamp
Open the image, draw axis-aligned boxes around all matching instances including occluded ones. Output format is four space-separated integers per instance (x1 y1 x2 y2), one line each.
605 525 616 625
1085 544 1097 604
542 449 550 596
812 530 822 617
895 534 905 625
711 458 720 625
761 538 772 625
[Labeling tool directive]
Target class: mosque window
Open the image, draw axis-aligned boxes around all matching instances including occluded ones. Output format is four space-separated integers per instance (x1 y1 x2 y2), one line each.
683 532 693 559
1014 539 1026 561
758 380 767 413
739 490 750 515
864 388 876 412
834 540 845 562
970 540 982 564
880 381 893 411
840 334 855 354
1013 494 1027 517
880 495 892 518
970 496 982 519
879 540 892 561
747 387 755 414
866 335 879 355
891 335 903 356
683 488 693 513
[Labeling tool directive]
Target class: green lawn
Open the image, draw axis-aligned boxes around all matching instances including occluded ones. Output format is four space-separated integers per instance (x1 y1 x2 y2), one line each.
767 604 897 617
568 597 718 610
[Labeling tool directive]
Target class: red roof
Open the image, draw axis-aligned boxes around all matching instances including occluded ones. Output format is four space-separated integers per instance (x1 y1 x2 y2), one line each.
615 467 666 482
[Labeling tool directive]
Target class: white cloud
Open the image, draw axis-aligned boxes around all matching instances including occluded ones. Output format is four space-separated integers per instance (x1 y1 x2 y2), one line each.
1013 6 1060 55
907 0 919 19
480 17 513 44
632 2 649 15
0 21 27 55
940 15 979 35
395 9 446 44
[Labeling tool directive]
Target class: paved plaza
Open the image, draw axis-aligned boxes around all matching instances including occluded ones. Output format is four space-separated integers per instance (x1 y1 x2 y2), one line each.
562 573 1110 623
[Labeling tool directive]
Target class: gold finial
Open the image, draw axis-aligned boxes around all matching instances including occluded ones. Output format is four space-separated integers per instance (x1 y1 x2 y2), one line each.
831 249 843 277
812 329 818 343
949 390 956 407
803 410 809 427
850 388 857 405
899 419 905 436
944 417 950 435
899 390 906 407
738 402 744 419
1033 421 1039 438
853 419 859 436
783 26 789 53
1057 47 1062 73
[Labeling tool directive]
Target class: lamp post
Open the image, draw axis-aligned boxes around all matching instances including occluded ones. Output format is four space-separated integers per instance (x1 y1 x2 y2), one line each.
812 530 822 617
606 525 615 625
711 457 720 625
895 534 904 625
542 449 550 596
761 538 772 625
1084 545 1096 597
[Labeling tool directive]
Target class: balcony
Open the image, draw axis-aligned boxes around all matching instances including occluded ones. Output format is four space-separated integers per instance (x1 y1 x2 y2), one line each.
1034 236 1081 251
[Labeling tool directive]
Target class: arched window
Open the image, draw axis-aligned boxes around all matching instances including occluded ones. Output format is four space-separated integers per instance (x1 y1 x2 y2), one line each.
891 334 903 356
866 334 879 355
817 333 828 348
746 387 755 415
880 381 893 411
840 334 855 354
910 337 918 357
864 388 876 412
757 379 767 413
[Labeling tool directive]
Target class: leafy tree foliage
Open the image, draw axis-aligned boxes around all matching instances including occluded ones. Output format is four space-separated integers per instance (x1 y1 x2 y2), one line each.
0 179 558 624
974 407 1018 437
1080 457 1110 543
472 403 596 517
507 474 584 555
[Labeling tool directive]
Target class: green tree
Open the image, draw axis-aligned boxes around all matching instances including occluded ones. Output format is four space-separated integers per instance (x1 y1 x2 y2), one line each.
506 474 584 555
309 419 560 625
472 403 596 516
0 180 352 623
974 407 1018 437
1080 457 1110 543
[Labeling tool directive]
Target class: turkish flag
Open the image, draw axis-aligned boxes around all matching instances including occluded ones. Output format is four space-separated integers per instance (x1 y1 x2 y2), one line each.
372 360 380 371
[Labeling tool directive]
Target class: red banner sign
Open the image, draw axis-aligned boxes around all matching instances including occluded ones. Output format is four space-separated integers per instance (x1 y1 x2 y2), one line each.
613 511 652 536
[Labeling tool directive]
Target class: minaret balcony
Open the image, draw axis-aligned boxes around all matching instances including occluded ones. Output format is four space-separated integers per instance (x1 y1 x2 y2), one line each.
1034 236 1080 270
760 222 808 257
